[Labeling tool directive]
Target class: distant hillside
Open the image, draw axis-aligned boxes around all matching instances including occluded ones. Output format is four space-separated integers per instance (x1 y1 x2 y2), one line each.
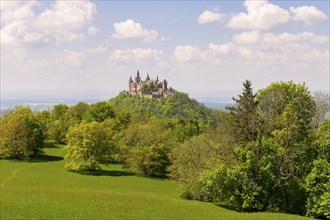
108 91 214 128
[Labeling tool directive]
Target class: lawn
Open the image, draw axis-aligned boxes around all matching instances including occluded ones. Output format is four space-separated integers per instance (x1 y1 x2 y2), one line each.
0 141 311 219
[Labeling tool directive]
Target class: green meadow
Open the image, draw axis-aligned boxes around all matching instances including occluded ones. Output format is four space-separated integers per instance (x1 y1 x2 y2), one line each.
1 141 311 220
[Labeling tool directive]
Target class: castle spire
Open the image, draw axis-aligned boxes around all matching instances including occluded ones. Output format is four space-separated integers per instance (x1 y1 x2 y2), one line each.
129 76 133 82
135 70 141 83
146 74 150 81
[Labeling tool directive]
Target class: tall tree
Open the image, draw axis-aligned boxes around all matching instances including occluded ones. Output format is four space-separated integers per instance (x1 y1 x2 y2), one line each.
226 80 259 144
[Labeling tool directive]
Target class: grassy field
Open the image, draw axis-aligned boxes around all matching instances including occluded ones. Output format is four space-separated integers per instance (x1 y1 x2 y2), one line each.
1 141 311 219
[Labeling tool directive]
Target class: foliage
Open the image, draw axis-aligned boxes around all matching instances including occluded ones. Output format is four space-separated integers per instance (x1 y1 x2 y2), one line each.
226 80 259 144
305 159 330 219
170 134 218 200
257 81 315 137
171 81 318 216
314 119 330 162
140 84 152 92
48 104 70 144
34 110 50 137
68 102 90 125
83 101 115 123
109 91 213 130
0 106 44 158
65 121 115 173
119 118 175 177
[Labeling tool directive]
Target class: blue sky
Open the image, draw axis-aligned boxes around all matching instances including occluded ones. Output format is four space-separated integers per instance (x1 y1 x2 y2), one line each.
1 0 329 98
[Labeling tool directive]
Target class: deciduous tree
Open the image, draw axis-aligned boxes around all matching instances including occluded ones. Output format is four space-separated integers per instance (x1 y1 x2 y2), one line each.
0 106 44 158
65 121 115 173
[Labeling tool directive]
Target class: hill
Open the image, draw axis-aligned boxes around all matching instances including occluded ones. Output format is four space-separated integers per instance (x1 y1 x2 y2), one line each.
108 91 214 128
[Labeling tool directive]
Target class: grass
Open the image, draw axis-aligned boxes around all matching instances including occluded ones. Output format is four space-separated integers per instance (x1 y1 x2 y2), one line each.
1 141 312 219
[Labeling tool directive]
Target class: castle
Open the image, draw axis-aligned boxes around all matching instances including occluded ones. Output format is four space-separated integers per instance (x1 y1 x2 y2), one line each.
128 70 174 99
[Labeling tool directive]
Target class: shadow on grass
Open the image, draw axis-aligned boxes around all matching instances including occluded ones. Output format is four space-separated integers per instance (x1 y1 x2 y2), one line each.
43 140 59 148
78 169 136 177
0 154 63 162
28 154 64 162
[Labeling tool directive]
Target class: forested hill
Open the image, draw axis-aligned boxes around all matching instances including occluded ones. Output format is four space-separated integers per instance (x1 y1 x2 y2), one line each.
108 91 214 128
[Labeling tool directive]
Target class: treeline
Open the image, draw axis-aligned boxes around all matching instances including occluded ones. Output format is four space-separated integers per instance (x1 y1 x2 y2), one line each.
0 82 329 219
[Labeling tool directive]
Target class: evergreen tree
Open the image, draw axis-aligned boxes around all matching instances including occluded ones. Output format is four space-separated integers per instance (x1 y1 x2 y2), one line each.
226 80 259 144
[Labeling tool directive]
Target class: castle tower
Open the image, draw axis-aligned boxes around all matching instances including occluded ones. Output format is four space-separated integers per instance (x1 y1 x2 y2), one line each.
146 74 150 82
162 79 168 91
128 76 136 92
135 70 141 83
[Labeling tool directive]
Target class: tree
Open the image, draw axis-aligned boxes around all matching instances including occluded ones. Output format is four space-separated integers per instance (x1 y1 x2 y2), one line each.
48 104 70 144
314 119 330 162
305 159 330 219
119 118 175 177
34 110 50 137
0 106 44 158
226 80 259 144
170 135 219 200
140 84 151 92
65 121 115 173
83 101 115 123
68 102 90 125
312 92 330 129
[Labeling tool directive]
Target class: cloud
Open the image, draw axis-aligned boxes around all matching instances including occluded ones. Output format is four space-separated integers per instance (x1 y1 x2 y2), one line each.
109 48 163 65
56 50 86 67
233 31 261 45
85 46 107 54
112 19 158 42
198 10 225 24
88 26 99 35
233 31 329 46
290 6 327 26
228 0 290 30
173 31 329 67
0 0 96 45
173 45 201 63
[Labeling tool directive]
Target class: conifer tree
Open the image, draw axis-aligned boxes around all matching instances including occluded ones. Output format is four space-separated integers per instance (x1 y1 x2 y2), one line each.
226 80 259 144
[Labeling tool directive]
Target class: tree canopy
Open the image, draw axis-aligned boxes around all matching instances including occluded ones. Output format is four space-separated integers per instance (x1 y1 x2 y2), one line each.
0 106 44 158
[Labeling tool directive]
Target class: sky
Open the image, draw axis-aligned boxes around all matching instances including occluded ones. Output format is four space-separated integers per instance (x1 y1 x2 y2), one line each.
1 0 329 98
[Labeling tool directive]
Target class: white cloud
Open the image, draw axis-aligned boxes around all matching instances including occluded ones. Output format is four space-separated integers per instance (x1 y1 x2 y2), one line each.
173 31 329 67
112 19 158 42
0 1 38 24
233 31 329 46
228 0 290 30
290 6 327 26
88 26 99 35
173 45 201 63
85 46 107 54
198 10 225 24
0 0 96 45
109 48 163 65
57 50 86 67
233 31 261 45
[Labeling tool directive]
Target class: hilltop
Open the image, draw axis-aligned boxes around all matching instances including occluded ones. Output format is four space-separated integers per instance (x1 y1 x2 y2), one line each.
109 90 214 129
